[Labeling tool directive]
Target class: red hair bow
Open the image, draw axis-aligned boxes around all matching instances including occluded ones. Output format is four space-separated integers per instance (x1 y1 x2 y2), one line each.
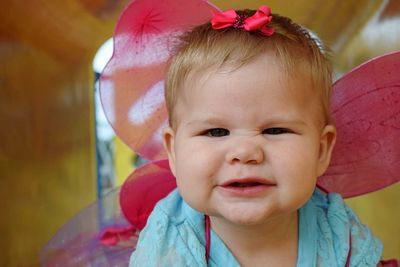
211 5 275 36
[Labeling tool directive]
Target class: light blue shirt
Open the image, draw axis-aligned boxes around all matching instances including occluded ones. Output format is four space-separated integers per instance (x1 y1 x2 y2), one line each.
129 189 382 266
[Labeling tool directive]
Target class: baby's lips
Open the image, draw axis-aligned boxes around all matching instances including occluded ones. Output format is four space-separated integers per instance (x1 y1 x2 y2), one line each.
220 176 276 187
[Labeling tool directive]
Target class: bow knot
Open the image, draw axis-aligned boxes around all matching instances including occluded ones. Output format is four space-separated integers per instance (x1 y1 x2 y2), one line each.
100 226 137 246
211 5 275 36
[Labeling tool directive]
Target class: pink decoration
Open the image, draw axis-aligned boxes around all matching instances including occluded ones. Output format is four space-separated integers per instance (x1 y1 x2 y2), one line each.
40 188 138 266
211 5 274 36
99 0 219 161
318 51 400 197
100 226 136 246
119 160 176 230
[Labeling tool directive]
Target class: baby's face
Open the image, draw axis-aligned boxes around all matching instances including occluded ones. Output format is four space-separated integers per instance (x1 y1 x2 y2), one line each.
163 52 336 226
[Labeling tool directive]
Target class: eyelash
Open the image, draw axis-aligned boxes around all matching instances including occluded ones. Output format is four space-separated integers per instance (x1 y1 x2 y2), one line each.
262 128 292 135
203 127 292 137
204 128 230 137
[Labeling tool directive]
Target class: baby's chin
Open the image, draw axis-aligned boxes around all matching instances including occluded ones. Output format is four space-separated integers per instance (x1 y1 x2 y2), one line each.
209 205 283 227
226 212 277 226
208 214 275 230
212 202 302 229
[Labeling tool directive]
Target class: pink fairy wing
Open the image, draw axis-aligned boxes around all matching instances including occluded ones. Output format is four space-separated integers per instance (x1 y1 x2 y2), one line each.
120 159 176 230
318 51 400 198
40 188 137 267
99 0 219 161
41 160 176 267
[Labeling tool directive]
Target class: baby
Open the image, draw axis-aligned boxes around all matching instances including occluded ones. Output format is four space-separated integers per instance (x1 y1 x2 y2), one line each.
130 6 383 267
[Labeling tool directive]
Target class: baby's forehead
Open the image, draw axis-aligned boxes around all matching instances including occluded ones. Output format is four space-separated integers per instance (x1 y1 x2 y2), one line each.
180 53 313 93
179 61 315 102
173 62 325 125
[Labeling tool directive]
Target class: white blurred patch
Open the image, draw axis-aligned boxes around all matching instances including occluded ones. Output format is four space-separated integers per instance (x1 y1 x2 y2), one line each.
93 38 113 73
128 81 165 124
151 119 169 144
115 31 182 68
362 17 400 47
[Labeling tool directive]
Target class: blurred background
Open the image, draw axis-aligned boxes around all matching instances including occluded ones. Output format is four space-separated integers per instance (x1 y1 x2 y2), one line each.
0 0 399 266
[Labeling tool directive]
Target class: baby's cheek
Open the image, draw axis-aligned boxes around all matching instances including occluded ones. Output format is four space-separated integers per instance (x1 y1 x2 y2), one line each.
274 152 317 190
183 141 217 161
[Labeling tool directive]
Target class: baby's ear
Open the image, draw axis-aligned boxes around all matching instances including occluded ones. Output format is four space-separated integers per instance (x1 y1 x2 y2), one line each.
317 125 337 176
162 127 177 176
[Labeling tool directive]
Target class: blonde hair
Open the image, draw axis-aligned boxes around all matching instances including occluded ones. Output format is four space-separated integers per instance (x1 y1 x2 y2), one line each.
165 10 333 127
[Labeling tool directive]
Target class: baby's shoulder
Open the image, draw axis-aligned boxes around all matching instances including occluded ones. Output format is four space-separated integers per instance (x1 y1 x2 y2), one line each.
310 190 383 266
312 190 353 225
312 190 375 238
129 190 207 267
153 188 187 223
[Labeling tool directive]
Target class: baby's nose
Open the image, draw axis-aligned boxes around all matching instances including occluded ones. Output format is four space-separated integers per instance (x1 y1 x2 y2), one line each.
225 138 264 164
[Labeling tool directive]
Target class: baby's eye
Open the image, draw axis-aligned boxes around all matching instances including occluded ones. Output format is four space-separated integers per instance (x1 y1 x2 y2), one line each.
205 128 230 137
262 128 291 135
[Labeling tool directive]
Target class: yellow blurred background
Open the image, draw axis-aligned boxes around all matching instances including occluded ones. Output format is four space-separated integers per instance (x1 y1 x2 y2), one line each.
0 0 399 266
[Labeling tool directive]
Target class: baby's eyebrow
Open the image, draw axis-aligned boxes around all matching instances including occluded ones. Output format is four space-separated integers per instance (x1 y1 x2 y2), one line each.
185 117 226 126
185 117 309 128
267 118 308 126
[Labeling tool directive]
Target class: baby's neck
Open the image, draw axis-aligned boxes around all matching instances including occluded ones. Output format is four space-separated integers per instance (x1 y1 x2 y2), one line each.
210 211 298 267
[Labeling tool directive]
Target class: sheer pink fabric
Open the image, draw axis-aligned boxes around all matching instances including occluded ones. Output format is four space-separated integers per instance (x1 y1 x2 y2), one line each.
318 51 400 197
100 0 219 161
120 159 176 230
40 188 137 266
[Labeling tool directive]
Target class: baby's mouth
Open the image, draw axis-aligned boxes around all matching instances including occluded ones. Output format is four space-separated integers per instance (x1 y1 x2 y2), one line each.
218 177 275 196
220 177 276 188
227 181 265 187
